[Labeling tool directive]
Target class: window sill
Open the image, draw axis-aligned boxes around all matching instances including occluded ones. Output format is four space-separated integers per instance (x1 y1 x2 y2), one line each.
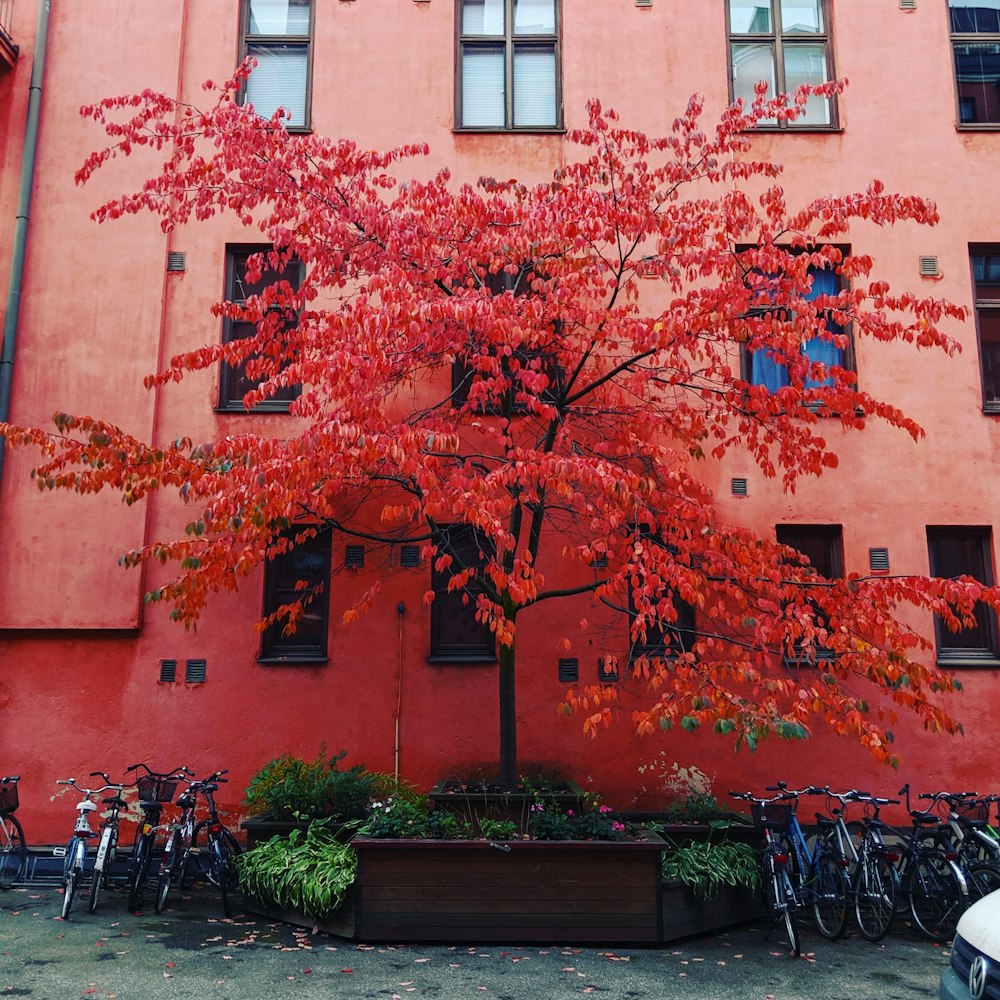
935 653 1000 668
982 404 1000 415
257 653 328 666
453 126 566 135
956 124 1000 132
743 125 843 134
427 653 497 666
215 403 295 415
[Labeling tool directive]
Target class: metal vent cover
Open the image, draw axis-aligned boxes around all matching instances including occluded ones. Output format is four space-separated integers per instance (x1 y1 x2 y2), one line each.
159 659 177 683
731 477 749 496
345 544 365 568
166 251 186 272
899 0 916 9
558 658 579 683
918 255 940 277
869 547 890 572
635 0 652 6
598 657 619 683
400 544 421 567
185 659 207 684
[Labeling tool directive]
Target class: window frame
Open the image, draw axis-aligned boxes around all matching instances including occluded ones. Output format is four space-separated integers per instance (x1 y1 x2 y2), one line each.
948 1 1000 129
927 526 1000 667
239 0 315 132
775 523 843 666
726 0 839 131
454 0 564 133
218 244 303 414
970 245 1000 413
259 528 332 664
428 524 498 664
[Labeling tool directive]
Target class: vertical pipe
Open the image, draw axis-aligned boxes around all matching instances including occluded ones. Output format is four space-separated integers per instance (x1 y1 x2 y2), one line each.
0 0 52 486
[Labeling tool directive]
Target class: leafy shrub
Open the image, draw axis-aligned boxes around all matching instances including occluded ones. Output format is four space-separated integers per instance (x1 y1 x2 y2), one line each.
528 796 630 841
662 791 732 823
661 838 760 901
244 748 385 821
478 818 519 840
236 821 358 919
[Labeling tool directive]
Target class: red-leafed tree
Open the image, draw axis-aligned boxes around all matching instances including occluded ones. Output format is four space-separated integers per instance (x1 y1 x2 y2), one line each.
2 73 993 786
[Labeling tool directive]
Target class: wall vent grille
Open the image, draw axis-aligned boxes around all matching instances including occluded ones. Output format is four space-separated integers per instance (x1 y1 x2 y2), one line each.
185 659 207 684
345 544 365 568
731 477 749 496
899 0 916 9
166 252 186 272
400 544 421 567
598 657 619 683
869 547 890 572
558 658 579 683
159 659 177 683
918 255 940 277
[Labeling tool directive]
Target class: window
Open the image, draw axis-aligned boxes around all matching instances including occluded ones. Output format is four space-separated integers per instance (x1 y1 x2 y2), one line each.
456 0 561 131
927 527 1000 665
727 0 837 128
260 530 331 663
628 595 696 662
971 247 1000 411
451 266 564 410
219 246 302 412
776 523 842 663
429 524 497 663
949 1 1000 126
240 0 313 129
743 263 852 392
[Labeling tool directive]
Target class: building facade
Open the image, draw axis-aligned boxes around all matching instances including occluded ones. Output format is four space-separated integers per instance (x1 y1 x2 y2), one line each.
2 0 999 841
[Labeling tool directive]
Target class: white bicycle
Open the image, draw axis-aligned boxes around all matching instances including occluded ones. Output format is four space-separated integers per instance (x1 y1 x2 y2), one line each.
55 773 127 918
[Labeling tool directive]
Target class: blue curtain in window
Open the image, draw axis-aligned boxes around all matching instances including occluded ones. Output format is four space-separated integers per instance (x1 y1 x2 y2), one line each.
750 266 843 390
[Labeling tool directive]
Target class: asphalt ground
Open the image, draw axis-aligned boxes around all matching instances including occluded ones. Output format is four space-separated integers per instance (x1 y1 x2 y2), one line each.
0 881 949 1000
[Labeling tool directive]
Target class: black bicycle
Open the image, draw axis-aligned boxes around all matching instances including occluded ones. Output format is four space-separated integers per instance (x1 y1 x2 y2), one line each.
155 770 242 917
0 776 27 890
125 763 192 913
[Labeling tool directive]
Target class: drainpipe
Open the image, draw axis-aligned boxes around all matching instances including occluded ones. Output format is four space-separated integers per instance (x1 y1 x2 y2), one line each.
0 0 52 488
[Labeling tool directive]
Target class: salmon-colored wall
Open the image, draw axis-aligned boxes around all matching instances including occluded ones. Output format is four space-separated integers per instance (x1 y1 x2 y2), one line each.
2 1 999 842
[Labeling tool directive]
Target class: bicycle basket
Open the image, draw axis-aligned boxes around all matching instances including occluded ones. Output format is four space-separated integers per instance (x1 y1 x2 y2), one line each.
956 800 990 823
137 776 179 803
0 781 18 814
751 801 793 832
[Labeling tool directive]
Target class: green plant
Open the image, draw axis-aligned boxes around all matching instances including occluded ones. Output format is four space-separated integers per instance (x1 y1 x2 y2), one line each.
244 748 384 821
478 817 518 840
661 838 760 901
236 820 358 919
662 791 732 824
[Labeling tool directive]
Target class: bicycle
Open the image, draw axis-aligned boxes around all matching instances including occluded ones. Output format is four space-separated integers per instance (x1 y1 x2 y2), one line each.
729 782 847 955
844 791 901 942
894 783 970 941
55 775 110 919
124 763 191 913
155 770 241 918
0 775 27 890
84 771 128 914
925 790 1000 904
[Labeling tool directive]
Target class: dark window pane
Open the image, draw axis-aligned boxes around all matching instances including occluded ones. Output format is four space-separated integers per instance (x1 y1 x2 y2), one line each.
261 531 331 660
979 312 1000 406
927 527 999 661
950 1 1000 34
430 526 496 661
776 524 842 579
952 42 1000 124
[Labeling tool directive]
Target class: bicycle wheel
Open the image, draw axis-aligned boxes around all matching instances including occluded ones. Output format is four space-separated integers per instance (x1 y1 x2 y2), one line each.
88 829 114 914
966 862 1000 902
0 814 27 889
810 851 849 940
61 840 84 920
762 843 800 956
853 848 898 942
906 849 967 942
209 836 233 918
194 823 242 889
127 833 152 913
154 833 181 915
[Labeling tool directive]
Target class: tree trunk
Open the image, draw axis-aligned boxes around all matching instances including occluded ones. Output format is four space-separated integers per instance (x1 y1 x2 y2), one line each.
498 637 517 788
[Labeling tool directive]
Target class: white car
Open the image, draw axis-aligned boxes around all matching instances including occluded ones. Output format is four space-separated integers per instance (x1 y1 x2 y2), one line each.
941 888 1000 1000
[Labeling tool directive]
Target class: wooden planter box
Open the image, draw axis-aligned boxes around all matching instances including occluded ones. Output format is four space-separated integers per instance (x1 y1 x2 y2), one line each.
247 834 665 945
660 878 765 942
